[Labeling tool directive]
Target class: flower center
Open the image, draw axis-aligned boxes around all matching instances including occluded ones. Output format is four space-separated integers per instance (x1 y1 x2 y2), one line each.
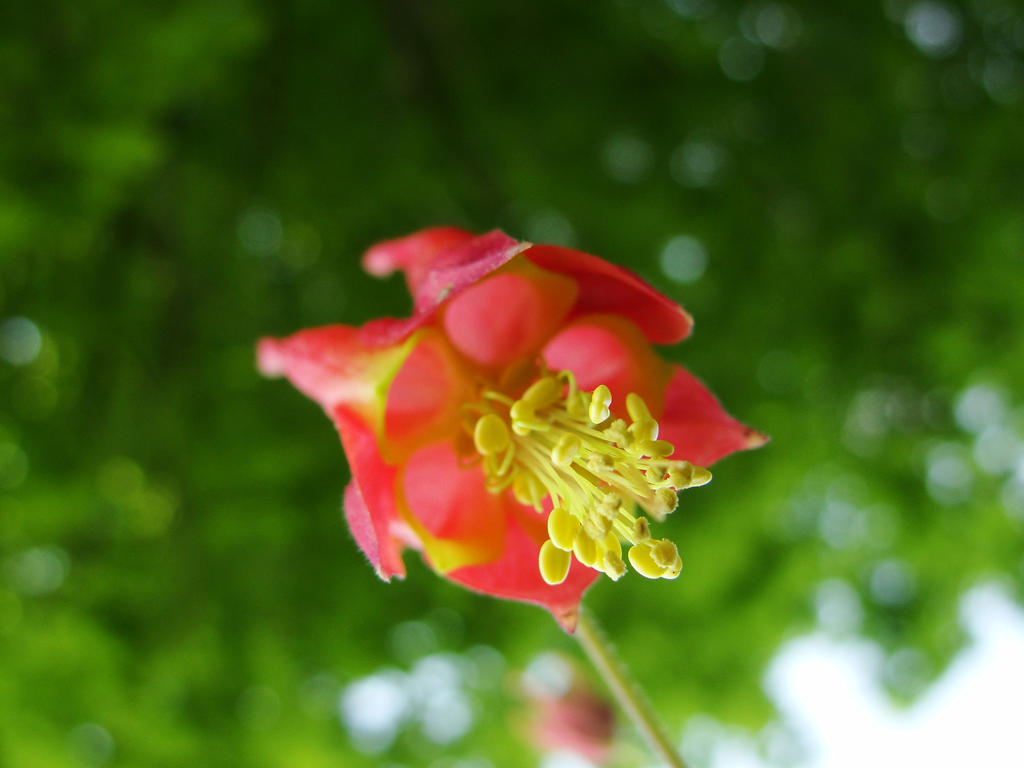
462 366 711 585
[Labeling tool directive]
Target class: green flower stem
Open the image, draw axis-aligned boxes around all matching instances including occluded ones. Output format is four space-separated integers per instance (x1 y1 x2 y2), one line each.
574 608 689 768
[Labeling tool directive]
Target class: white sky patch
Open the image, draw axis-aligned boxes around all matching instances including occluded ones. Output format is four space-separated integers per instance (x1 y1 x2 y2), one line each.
694 582 1024 768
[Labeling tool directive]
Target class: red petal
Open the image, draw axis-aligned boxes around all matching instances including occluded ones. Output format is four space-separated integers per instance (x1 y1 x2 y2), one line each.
344 482 396 579
259 323 471 462
398 442 507 572
442 261 578 369
657 365 768 466
382 330 473 461
542 315 672 417
257 325 407 415
259 325 459 580
335 406 407 580
361 230 529 342
363 227 477 296
525 244 693 345
446 501 600 632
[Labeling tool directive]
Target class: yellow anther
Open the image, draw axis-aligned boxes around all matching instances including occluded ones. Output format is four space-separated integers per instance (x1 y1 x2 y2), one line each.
634 439 674 458
587 454 613 474
632 516 651 543
629 417 659 443
512 471 545 511
604 419 630 447
523 376 562 410
589 384 612 424
602 532 622 559
651 539 679 569
566 391 590 420
582 511 612 541
473 413 510 455
667 463 689 486
669 461 712 488
661 557 682 580
539 540 572 585
593 504 616 526
650 488 678 521
648 538 682 579
510 399 535 424
603 551 627 580
594 499 621 536
626 392 652 423
628 541 666 579
656 487 678 510
551 434 581 469
573 531 600 568
547 506 580 551
510 397 552 434
690 464 712 487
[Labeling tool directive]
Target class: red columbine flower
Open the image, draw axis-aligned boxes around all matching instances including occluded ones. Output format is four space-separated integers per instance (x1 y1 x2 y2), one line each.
258 228 764 630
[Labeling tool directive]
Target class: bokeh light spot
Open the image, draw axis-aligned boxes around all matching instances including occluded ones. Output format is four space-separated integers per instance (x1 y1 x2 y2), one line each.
815 579 864 634
926 442 973 505
670 139 726 187
540 751 597 768
719 36 765 81
665 0 717 20
408 653 474 744
420 687 473 744
982 55 1024 105
659 235 708 284
751 2 802 49
464 645 505 690
1002 473 1024 523
884 647 931 698
973 425 1021 475
819 500 868 550
523 652 573 698
0 442 29 490
525 209 576 247
870 559 916 606
0 317 42 366
602 133 653 183
339 671 410 754
903 1 962 58
238 206 283 256
67 723 115 766
390 620 438 664
955 385 1007 434
5 546 68 595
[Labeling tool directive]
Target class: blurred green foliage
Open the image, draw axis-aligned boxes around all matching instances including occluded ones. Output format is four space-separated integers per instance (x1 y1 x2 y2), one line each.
1 0 1023 766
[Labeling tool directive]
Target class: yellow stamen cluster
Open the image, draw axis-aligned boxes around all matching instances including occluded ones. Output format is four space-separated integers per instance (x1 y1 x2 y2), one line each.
464 368 712 585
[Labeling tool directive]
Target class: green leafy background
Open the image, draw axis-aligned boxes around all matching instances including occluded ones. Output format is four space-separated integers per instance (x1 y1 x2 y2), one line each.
2 0 1022 766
